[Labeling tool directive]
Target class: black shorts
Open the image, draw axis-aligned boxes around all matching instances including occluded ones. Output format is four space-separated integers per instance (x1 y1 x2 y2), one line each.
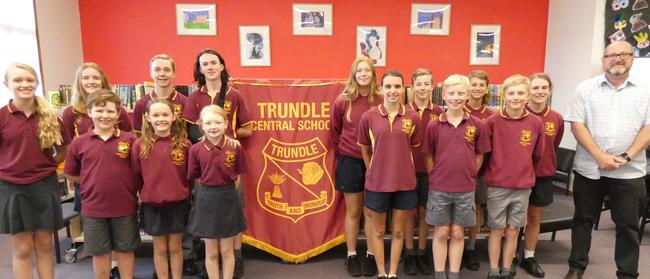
335 155 366 193
364 189 417 213
529 176 554 207
82 214 141 256
0 174 64 234
140 199 190 236
416 173 429 207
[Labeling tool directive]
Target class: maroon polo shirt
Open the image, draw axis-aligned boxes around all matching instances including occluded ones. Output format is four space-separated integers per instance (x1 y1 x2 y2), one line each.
182 86 251 138
132 136 191 205
357 104 420 192
463 103 494 121
61 105 133 138
187 137 247 187
64 129 140 218
409 102 444 174
0 101 71 184
423 112 491 192
132 90 188 133
484 109 546 189
526 105 564 177
330 94 382 159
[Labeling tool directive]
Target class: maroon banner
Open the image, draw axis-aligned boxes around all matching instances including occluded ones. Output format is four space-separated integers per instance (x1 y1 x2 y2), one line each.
233 80 346 263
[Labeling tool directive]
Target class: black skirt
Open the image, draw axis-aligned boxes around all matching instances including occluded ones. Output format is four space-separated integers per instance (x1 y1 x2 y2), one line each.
0 174 64 234
189 184 247 239
139 199 190 236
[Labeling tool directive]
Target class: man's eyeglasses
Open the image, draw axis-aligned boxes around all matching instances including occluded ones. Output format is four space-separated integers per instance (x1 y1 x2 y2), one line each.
603 52 633 60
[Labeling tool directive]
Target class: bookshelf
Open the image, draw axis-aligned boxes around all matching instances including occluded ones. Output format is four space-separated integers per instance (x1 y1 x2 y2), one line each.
46 83 198 112
406 83 504 110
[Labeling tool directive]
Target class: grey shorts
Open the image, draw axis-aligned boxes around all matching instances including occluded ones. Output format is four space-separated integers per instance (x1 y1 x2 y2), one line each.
474 176 488 204
82 214 141 256
425 191 476 227
486 187 531 229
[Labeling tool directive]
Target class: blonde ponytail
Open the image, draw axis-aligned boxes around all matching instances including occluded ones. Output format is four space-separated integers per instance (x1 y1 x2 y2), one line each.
34 96 63 149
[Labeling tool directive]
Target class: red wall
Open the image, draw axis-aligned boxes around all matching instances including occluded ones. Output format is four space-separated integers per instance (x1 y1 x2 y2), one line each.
79 0 549 84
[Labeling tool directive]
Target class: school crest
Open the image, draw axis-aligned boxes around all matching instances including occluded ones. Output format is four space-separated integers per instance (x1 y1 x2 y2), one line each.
116 141 130 158
429 114 439 122
223 100 232 113
545 122 556 136
520 130 532 146
170 149 185 165
173 104 183 116
401 118 415 135
464 125 477 142
257 138 335 223
224 151 236 168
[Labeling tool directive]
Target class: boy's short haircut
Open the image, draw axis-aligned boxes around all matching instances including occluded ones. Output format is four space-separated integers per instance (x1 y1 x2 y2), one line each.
86 89 121 109
467 70 489 85
442 74 470 92
502 74 531 93
150 54 176 72
411 68 432 84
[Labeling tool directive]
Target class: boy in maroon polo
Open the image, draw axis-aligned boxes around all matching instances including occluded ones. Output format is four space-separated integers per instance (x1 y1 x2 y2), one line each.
484 75 545 279
403 68 442 276
64 90 141 279
132 54 187 135
423 74 491 279
358 70 420 279
519 73 564 278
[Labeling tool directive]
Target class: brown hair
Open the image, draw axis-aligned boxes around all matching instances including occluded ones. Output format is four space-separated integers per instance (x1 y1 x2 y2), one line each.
411 68 432 84
139 99 188 159
528 72 553 90
340 56 381 122
467 70 491 105
86 88 121 110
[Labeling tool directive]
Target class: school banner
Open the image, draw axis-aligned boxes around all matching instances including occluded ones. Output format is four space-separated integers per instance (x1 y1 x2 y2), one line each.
233 80 346 263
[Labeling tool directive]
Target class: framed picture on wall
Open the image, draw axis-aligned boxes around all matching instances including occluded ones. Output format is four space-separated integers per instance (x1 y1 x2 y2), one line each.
292 3 333 36
239 26 271 67
176 4 217 36
409 3 451 35
469 24 501 65
356 26 387 67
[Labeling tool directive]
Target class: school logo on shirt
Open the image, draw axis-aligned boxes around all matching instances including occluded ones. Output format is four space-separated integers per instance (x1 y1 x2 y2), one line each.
257 137 334 223
116 141 131 158
430 114 439 122
401 119 415 135
223 100 232 113
170 149 185 166
464 125 477 142
224 151 236 167
173 104 183 116
520 130 532 146
545 122 556 136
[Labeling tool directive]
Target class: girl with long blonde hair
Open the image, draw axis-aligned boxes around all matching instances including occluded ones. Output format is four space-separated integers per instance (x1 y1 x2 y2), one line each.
329 56 382 277
0 63 71 279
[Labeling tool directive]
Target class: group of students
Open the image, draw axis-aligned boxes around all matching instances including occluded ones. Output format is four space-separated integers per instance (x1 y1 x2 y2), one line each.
0 52 564 279
331 56 564 279
0 48 251 279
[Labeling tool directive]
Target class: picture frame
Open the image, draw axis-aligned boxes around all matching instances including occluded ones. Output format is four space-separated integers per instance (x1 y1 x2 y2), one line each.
292 3 333 36
239 26 271 67
469 24 501 65
356 26 387 67
176 4 217 36
409 3 451 36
